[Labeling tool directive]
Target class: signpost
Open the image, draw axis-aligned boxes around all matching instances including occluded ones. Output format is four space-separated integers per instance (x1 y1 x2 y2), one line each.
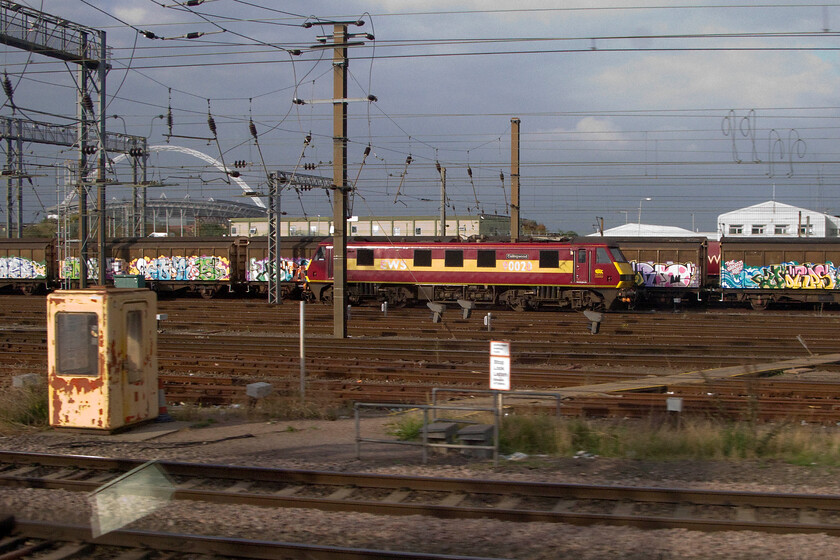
489 341 510 391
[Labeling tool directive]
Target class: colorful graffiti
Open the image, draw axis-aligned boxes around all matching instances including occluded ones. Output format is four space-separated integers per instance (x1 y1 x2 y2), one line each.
722 260 840 290
247 257 309 283
632 261 699 288
128 255 231 281
0 256 47 279
59 257 100 280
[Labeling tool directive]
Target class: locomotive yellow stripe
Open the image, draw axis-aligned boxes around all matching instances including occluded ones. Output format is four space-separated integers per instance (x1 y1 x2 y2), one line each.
353 258 575 274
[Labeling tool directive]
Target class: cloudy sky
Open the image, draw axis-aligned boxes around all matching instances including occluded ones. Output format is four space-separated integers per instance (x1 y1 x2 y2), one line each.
3 1 840 235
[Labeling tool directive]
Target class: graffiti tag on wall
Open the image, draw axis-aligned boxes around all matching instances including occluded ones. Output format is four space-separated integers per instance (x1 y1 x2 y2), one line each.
129 255 231 281
722 260 840 290
631 261 699 288
0 257 47 279
247 257 309 282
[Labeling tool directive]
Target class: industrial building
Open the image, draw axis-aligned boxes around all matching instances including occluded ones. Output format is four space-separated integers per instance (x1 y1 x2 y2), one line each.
717 201 840 238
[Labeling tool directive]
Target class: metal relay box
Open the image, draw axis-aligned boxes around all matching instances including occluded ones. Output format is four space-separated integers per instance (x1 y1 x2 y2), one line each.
47 288 158 431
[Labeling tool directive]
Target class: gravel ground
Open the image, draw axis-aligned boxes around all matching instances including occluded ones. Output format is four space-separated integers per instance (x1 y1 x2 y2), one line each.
2 415 840 559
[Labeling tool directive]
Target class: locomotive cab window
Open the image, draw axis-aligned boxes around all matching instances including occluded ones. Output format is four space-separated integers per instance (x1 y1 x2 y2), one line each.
608 247 628 262
577 249 587 263
55 312 99 377
414 249 432 267
356 248 374 266
313 247 325 261
596 247 612 264
477 250 496 268
445 250 464 267
539 250 559 268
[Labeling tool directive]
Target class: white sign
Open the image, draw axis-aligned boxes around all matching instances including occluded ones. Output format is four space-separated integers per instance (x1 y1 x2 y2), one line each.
490 341 510 357
489 340 510 391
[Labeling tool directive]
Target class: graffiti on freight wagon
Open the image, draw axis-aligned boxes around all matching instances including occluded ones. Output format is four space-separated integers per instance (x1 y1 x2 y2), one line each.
631 261 699 288
247 257 309 282
0 257 47 279
722 260 840 290
128 255 231 281
59 257 101 280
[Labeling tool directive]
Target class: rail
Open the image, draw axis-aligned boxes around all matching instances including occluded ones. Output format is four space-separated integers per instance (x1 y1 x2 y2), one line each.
430 387 565 417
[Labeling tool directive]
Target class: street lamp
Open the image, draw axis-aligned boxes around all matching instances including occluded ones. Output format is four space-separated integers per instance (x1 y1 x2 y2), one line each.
638 197 652 225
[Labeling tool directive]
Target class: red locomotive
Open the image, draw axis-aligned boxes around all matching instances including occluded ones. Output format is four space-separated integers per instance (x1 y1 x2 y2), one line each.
304 239 637 311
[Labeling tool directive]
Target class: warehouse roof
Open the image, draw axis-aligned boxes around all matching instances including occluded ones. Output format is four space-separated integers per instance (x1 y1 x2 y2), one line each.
589 223 711 237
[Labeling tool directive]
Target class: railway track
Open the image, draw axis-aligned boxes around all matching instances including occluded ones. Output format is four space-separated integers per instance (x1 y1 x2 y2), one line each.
2 451 840 538
2 296 840 421
2 518 489 559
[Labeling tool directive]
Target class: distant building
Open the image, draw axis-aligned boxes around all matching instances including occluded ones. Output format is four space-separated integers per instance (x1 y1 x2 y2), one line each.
718 201 840 238
229 214 511 239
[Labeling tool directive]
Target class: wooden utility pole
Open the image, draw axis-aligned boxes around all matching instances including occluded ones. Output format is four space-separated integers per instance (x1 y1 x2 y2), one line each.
332 23 349 338
96 30 107 286
439 165 446 236
510 117 520 242
77 59 89 288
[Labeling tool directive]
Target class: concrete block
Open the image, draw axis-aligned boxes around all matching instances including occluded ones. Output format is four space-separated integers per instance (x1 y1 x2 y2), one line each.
13 374 42 388
457 424 495 458
246 382 273 399
423 422 458 443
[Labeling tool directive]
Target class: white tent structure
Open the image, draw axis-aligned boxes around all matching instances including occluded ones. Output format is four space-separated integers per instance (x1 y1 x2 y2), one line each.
589 223 710 238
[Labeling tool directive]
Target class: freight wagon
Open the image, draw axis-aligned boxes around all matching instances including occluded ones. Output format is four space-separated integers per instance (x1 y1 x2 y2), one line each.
719 237 840 309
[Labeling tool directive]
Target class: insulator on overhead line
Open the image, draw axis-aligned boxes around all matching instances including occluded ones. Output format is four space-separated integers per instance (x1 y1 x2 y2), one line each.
363 145 371 157
405 155 412 165
207 114 217 137
2 73 13 103
467 166 473 178
249 120 258 140
499 171 505 183
304 134 311 145
82 93 94 113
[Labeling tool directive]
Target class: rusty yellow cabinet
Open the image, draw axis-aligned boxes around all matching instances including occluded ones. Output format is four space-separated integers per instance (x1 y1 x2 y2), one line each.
47 289 158 431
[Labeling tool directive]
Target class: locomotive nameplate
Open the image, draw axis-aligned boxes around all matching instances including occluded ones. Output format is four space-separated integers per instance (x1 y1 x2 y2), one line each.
505 253 529 260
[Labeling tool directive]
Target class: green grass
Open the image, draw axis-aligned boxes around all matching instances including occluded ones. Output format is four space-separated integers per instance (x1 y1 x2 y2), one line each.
0 382 48 429
383 411 840 466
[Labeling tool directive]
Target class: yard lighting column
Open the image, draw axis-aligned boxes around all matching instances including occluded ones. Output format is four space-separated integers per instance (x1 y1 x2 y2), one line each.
638 197 652 225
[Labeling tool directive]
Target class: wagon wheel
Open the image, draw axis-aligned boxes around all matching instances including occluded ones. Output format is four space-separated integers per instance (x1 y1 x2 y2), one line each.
319 286 334 304
504 290 529 312
198 286 217 300
749 297 769 311
386 287 411 308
